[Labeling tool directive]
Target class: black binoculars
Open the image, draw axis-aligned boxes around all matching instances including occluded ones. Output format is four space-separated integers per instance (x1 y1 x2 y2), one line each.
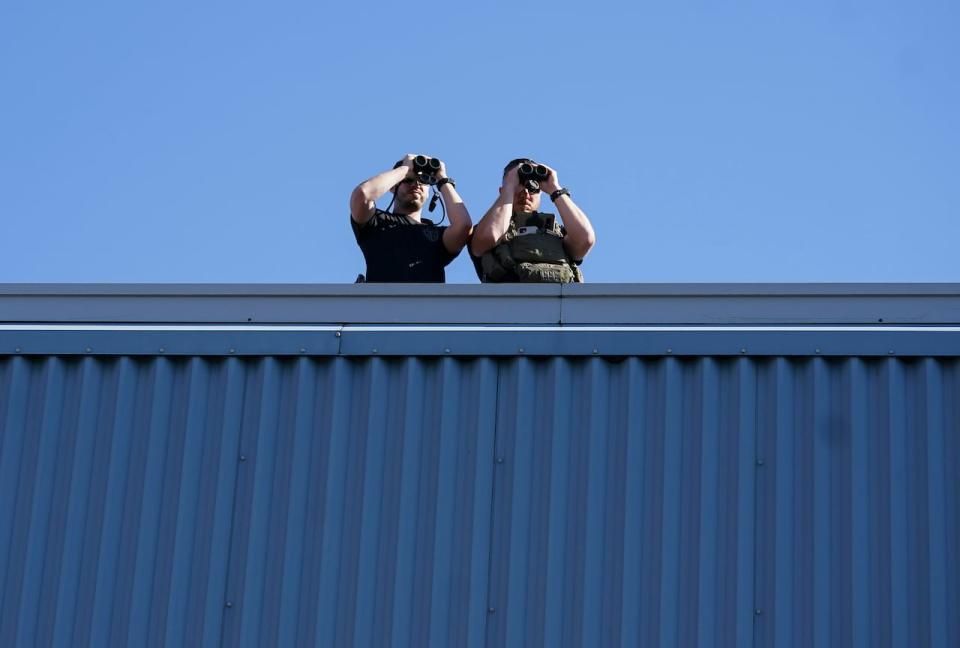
413 155 442 185
517 162 550 191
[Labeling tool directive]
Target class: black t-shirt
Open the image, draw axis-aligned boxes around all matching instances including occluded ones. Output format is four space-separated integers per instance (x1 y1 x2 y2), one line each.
351 209 457 283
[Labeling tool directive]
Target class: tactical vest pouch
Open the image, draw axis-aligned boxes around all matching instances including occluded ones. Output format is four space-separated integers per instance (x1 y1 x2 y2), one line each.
515 262 577 283
480 250 509 282
509 232 569 265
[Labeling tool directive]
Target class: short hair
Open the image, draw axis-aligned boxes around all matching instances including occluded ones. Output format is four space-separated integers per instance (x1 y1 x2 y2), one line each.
393 160 404 169
503 158 535 178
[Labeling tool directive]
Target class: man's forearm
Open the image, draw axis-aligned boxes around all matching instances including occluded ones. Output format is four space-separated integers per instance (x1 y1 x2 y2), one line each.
470 197 513 256
555 196 596 260
350 166 409 222
441 184 472 253
354 167 408 203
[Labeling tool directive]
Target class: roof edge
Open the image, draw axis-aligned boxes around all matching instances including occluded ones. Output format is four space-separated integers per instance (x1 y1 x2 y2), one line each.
2 283 960 325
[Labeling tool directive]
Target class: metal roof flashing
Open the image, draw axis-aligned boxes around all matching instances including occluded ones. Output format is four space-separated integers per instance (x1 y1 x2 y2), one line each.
2 284 959 357
2 283 960 324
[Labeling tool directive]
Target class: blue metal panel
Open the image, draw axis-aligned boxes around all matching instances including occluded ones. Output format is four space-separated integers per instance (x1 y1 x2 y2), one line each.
753 357 960 648
484 357 760 647
1 352 959 647
208 356 499 648
0 356 245 647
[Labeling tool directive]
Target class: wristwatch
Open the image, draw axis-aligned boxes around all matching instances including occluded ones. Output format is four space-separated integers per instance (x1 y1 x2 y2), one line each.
550 187 570 202
436 177 456 189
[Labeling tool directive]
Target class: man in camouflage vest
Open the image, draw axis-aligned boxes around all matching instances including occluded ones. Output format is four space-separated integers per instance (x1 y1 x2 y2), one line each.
469 158 596 282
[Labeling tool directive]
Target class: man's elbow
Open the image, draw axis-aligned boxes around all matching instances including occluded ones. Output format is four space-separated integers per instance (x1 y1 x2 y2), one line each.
351 184 375 206
449 221 472 241
444 226 471 255
350 186 375 220
567 232 596 261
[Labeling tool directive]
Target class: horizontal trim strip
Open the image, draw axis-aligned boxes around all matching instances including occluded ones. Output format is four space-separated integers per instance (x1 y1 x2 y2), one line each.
1 327 958 357
3 325 959 333
342 325 960 333
0 325 341 332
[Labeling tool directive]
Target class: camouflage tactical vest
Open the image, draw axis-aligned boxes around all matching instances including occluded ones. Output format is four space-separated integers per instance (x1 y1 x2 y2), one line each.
480 211 584 283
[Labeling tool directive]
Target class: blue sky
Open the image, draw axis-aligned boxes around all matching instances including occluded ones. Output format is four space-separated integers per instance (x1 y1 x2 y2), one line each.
1 2 957 284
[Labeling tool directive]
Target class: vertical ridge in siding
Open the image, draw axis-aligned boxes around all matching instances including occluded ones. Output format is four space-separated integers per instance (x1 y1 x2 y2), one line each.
925 359 948 648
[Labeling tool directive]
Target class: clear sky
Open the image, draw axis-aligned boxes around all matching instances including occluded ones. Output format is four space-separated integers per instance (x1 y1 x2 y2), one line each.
2 2 957 284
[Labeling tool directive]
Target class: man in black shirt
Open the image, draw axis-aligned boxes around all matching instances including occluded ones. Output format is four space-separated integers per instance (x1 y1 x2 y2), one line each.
350 154 471 282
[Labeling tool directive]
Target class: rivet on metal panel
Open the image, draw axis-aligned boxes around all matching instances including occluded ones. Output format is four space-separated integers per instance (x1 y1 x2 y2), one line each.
592 349 598 354
15 348 21 353
300 348 306 354
445 348 451 354
815 349 821 354
159 348 165 354
496 456 505 464
666 348 672 354
755 608 762 615
740 348 747 354
372 348 378 354
518 348 524 353
85 347 92 353
335 331 341 337
229 348 235 354
226 601 233 608
888 350 895 355
487 607 495 614
756 459 764 466
239 455 247 462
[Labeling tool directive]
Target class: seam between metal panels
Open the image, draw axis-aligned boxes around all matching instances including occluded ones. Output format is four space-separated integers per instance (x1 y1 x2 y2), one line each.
482 360 503 648
216 360 248 648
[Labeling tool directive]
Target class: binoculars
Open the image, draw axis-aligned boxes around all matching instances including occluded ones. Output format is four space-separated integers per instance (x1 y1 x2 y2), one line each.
413 155 442 185
517 162 550 192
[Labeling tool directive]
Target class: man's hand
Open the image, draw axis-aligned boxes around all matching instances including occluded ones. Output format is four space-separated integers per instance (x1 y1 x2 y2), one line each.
399 153 417 171
502 166 521 194
538 163 561 195
433 157 447 182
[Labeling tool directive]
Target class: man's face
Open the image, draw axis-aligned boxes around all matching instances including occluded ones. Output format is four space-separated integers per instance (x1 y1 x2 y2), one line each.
394 176 428 213
511 184 540 213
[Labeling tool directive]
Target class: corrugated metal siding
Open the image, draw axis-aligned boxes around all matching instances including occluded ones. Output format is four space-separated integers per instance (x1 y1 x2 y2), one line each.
753 357 960 648
1 355 958 647
485 357 760 648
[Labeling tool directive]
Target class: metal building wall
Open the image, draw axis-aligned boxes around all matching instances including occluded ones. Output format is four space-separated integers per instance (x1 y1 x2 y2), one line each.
1 354 959 647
